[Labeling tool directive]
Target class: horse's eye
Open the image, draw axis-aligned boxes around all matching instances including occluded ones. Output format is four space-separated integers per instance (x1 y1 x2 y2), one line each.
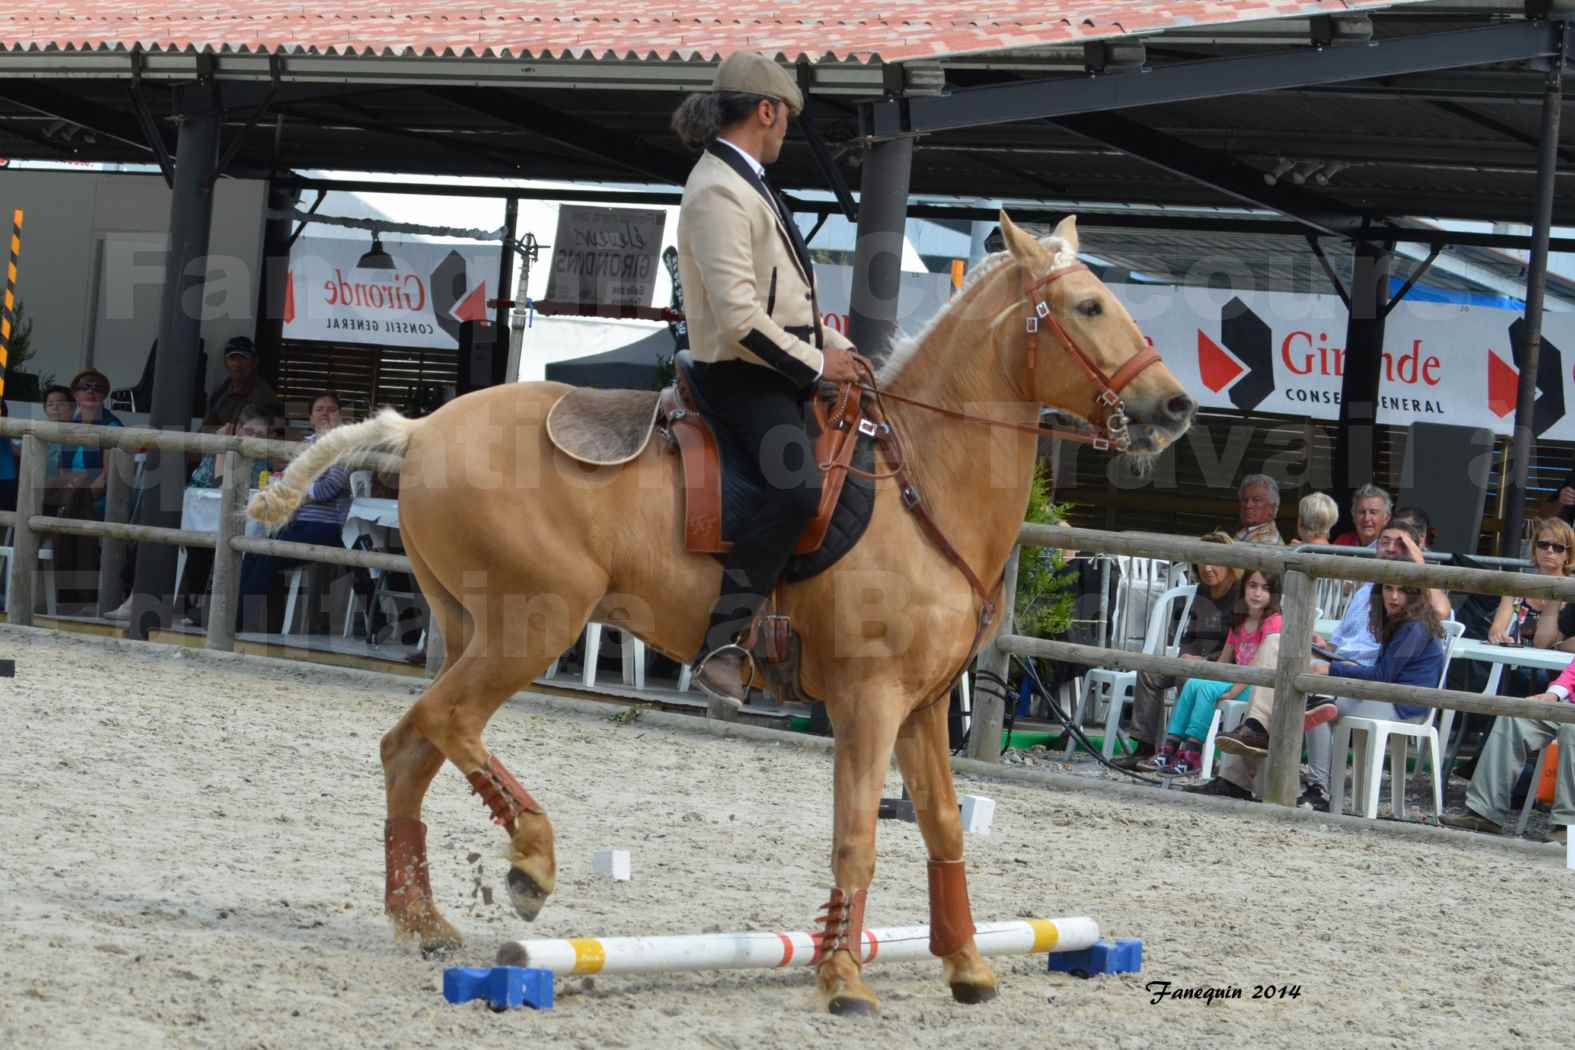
1077 299 1103 318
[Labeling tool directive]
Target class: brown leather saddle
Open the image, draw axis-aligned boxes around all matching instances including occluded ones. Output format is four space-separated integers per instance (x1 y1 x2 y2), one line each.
656 351 880 560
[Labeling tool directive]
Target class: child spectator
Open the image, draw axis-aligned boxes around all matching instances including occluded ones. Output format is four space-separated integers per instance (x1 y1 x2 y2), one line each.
1143 569 1282 775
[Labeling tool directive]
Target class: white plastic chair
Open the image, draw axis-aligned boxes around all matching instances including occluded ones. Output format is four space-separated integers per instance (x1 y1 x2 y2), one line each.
579 624 647 690
1 526 57 618
1328 620 1466 820
1065 583 1196 760
1515 747 1553 837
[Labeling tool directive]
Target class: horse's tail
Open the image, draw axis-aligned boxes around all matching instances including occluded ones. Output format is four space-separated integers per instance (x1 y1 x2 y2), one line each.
247 408 420 527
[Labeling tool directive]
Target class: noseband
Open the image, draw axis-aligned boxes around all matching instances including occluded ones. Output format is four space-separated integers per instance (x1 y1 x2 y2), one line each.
1023 262 1163 452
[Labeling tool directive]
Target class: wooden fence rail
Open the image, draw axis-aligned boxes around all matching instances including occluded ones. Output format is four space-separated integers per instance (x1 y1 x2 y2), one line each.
988 523 1575 806
5 420 1572 807
1 423 412 656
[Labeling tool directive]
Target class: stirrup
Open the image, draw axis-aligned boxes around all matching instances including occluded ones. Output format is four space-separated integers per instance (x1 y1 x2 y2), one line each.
692 642 756 711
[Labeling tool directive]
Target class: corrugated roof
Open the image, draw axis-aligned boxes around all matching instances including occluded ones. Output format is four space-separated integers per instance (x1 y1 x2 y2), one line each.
0 2 1425 63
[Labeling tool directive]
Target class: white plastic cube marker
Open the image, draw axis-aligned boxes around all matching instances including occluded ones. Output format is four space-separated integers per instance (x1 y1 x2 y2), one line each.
593 848 632 881
1567 832 1574 872
960 795 996 835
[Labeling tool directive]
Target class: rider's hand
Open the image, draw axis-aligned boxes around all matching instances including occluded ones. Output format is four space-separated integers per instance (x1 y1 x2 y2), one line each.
821 346 871 385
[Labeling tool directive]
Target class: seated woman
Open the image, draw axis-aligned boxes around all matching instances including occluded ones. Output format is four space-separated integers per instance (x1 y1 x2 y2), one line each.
237 392 349 633
1217 582 1445 800
49 369 125 607
189 404 277 489
1142 569 1281 776
1295 491 1338 547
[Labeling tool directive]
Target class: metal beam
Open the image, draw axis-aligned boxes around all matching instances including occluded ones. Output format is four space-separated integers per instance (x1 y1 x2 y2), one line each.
1500 21 1567 557
0 81 158 160
1051 112 1362 237
283 175 1575 253
867 20 1564 137
427 86 692 186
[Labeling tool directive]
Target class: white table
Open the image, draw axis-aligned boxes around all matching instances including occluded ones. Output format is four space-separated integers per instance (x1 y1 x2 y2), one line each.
177 486 265 596
342 497 400 550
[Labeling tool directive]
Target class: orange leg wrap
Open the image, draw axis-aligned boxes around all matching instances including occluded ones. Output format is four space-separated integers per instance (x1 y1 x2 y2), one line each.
927 859 977 957
384 817 433 913
814 887 869 962
465 755 545 831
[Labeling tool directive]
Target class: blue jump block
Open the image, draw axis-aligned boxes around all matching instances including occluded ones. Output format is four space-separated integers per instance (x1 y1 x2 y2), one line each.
443 966 555 1010
1047 938 1143 978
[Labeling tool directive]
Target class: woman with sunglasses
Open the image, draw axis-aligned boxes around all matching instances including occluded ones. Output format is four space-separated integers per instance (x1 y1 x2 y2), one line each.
1486 517 1575 654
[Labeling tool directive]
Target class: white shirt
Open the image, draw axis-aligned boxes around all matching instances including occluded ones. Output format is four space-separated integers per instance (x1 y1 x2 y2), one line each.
716 138 765 180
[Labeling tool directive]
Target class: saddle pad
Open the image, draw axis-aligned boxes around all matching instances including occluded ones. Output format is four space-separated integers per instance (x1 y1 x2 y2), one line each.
700 413 877 581
545 389 661 466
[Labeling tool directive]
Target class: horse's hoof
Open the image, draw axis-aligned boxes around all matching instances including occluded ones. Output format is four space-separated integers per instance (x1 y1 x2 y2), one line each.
507 866 549 921
950 981 998 1005
827 995 880 1018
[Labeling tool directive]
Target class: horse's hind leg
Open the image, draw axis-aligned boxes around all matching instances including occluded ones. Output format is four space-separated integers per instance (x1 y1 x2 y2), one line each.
815 699 903 1017
380 547 467 954
893 696 998 1003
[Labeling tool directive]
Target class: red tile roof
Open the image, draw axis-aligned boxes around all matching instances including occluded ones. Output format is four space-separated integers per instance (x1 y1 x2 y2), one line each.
0 3 1421 64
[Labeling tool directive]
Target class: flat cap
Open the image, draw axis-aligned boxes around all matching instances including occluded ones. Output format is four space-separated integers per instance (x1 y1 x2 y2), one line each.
713 52 804 115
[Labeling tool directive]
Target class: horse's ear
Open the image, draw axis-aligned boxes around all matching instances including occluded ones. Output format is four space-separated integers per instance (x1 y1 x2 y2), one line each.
1052 214 1080 257
998 210 1048 265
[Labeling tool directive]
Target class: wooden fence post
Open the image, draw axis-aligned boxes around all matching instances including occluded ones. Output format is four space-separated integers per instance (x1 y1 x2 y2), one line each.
967 545 1020 762
1265 568 1318 806
205 452 250 652
8 434 45 625
96 448 135 617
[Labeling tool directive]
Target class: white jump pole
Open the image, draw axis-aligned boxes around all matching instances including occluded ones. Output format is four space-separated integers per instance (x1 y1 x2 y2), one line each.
496 917 1099 977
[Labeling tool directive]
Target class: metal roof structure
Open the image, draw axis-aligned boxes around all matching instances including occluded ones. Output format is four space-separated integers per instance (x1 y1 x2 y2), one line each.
0 2 1426 62
0 2 1567 235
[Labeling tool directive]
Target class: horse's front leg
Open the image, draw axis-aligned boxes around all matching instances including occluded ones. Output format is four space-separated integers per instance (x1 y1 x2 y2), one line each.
815 700 902 1017
894 697 997 1003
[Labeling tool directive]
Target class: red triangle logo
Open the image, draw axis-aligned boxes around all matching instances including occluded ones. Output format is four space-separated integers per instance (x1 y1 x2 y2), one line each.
1487 349 1518 417
1197 330 1246 393
452 280 489 323
283 270 295 325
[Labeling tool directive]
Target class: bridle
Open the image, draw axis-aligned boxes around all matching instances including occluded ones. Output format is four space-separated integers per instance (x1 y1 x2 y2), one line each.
817 258 1168 662
863 260 1164 453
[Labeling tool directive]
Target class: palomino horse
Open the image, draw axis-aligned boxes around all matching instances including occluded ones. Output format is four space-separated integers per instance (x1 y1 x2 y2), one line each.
249 213 1196 1016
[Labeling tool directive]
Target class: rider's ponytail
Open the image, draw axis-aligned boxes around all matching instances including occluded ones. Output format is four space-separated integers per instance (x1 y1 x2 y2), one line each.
671 92 773 151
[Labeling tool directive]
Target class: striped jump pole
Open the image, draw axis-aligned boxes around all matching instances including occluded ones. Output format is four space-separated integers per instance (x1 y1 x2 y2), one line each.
495 916 1100 977
0 209 22 399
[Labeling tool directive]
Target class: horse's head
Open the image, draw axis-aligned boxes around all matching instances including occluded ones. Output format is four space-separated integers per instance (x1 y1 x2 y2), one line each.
997 211 1196 459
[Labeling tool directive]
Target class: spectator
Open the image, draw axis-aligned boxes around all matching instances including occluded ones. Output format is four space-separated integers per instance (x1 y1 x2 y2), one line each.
49 368 124 607
1110 531 1241 770
1334 483 1392 547
1236 474 1284 545
1141 569 1282 776
41 383 73 480
236 392 349 632
1296 491 1339 546
0 398 16 514
202 336 284 431
1441 662 1574 846
189 404 276 490
1192 507 1447 804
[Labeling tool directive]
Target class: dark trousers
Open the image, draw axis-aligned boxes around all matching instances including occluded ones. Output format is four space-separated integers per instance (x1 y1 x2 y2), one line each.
693 360 823 651
237 519 344 633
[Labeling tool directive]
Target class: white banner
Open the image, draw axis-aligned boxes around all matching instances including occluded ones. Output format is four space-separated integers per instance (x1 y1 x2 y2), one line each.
284 235 498 350
813 263 1575 440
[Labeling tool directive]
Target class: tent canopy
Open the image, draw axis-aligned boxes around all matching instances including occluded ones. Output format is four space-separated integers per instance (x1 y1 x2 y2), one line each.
544 328 678 391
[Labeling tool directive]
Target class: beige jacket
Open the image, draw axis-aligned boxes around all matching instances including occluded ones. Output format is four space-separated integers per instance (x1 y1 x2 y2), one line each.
676 144 852 389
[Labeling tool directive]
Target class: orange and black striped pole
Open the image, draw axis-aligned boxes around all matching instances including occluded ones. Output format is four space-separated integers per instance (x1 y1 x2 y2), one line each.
0 209 22 399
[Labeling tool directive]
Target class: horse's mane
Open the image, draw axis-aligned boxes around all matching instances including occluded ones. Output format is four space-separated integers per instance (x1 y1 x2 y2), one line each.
877 235 1077 385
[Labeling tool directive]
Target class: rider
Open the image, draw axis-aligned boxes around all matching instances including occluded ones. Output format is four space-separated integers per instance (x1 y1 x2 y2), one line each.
671 52 869 714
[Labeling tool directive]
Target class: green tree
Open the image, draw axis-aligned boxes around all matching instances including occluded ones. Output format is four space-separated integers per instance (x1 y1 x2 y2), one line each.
1014 461 1076 639
4 298 34 370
